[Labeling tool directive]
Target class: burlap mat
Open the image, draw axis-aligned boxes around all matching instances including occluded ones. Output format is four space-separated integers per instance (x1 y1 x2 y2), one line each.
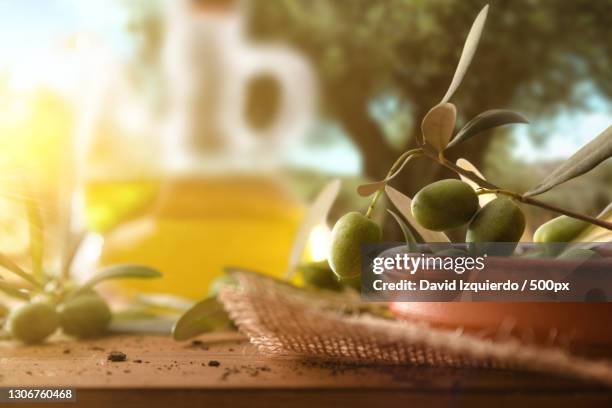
219 269 612 386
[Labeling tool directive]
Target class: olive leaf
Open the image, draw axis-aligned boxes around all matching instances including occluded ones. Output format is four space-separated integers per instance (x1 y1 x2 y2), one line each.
440 5 489 104
0 253 41 288
570 202 612 245
24 197 44 281
595 201 611 219
0 280 30 300
285 179 341 279
387 210 418 252
357 181 386 198
456 158 495 207
357 153 420 197
421 103 457 150
172 296 231 341
78 264 162 292
62 231 86 278
446 110 528 149
384 185 450 249
525 126 612 197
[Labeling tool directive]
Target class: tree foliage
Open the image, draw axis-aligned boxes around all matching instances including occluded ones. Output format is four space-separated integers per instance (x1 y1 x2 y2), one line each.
249 0 612 192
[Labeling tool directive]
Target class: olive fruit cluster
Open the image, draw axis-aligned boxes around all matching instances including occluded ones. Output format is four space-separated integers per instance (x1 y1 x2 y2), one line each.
412 179 525 251
6 290 112 344
324 181 526 286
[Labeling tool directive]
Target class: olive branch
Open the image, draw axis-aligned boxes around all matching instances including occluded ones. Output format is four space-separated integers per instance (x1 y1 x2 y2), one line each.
359 5 612 232
0 182 163 343
173 4 612 343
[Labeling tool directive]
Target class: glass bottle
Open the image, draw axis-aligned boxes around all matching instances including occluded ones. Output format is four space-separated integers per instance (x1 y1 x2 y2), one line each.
74 0 316 299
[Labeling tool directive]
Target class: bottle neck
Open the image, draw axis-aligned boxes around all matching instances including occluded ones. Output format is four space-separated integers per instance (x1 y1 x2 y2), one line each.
161 1 267 176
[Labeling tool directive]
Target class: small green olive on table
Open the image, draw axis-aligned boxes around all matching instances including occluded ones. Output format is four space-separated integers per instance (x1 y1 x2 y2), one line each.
8 301 59 344
58 293 112 338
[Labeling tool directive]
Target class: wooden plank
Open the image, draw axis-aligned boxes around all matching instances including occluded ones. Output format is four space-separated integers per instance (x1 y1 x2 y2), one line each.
0 333 610 407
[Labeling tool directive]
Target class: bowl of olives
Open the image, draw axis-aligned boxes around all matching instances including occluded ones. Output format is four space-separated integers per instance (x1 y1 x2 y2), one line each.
320 3 612 348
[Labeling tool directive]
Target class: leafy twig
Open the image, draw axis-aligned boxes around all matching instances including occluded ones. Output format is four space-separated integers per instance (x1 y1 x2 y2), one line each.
365 148 423 218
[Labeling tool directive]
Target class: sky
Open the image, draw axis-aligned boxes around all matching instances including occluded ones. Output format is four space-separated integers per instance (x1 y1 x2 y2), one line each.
0 0 609 175
0 0 130 91
511 95 612 163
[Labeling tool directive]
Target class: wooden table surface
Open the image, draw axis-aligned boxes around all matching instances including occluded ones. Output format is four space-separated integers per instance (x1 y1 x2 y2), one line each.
1 333 610 407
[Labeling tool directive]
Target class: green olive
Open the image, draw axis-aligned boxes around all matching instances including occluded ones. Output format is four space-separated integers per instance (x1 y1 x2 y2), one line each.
534 216 590 243
467 198 525 255
59 294 111 338
411 179 479 231
298 260 341 291
208 275 237 297
8 301 59 344
329 212 382 279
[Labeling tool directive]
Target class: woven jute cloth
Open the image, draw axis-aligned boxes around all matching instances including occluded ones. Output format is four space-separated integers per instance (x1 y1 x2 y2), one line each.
219 270 612 386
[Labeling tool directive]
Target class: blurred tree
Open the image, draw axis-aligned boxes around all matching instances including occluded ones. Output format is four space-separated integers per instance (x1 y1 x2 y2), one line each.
248 0 612 195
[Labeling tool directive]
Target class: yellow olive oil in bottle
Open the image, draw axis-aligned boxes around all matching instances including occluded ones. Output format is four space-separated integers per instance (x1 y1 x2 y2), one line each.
96 175 303 299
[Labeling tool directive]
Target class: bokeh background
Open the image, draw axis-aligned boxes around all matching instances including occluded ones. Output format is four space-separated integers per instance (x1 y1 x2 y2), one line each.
0 0 610 296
